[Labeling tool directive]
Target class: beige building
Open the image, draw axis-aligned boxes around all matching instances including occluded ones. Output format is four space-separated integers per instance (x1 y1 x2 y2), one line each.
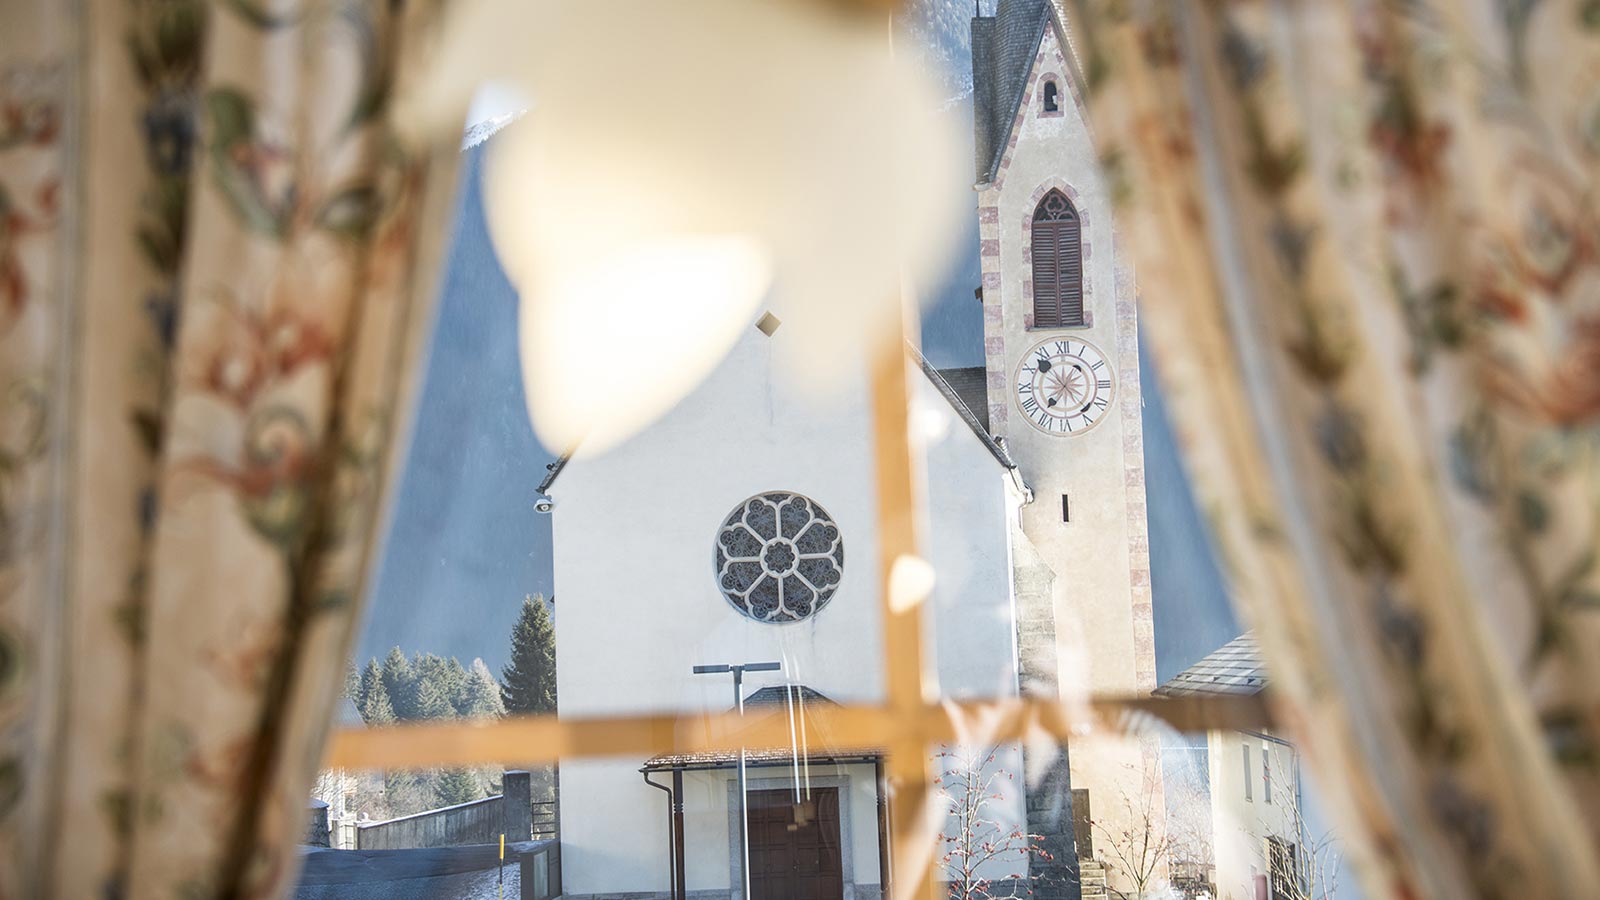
1158 635 1349 900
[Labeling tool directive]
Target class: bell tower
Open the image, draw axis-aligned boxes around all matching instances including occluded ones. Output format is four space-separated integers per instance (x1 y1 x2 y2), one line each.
972 0 1160 894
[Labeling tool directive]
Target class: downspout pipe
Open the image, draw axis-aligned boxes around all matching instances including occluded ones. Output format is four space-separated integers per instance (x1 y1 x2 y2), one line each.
875 755 891 900
672 768 688 900
641 770 678 899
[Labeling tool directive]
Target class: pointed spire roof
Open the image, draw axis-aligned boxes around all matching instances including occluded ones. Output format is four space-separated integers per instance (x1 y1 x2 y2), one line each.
970 0 1064 183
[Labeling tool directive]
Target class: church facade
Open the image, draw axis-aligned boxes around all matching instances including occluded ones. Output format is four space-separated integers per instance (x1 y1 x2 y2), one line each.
537 3 1159 897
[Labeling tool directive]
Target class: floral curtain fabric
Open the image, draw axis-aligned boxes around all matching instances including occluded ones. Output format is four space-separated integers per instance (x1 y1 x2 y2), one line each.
1068 0 1600 896
0 0 458 896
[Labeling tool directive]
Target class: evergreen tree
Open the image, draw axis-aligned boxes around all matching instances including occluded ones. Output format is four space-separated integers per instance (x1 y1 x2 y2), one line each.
501 595 557 715
414 653 469 713
434 767 482 807
411 670 456 720
344 662 361 701
460 659 506 719
357 659 395 725
380 647 417 720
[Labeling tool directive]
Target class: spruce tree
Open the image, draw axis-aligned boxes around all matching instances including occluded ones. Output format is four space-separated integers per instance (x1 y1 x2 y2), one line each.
411 670 456 720
380 647 417 720
460 659 506 719
414 654 469 712
357 659 395 725
433 767 482 807
501 595 557 715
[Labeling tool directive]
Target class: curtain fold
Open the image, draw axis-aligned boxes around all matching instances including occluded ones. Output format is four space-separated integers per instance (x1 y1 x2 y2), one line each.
1067 0 1600 896
0 0 460 896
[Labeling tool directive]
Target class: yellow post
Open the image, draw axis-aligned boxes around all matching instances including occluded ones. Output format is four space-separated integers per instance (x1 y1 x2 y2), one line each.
499 832 506 900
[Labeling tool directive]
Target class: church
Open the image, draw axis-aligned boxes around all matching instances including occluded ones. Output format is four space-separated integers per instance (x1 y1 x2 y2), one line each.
536 2 1159 897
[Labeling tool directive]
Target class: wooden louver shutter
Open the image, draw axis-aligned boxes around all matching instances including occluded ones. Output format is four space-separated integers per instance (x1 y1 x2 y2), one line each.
1057 215 1082 325
1031 190 1084 327
1032 223 1061 326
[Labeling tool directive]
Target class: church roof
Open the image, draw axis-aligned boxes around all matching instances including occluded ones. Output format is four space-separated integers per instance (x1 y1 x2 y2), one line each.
911 346 1014 469
933 366 990 432
1153 633 1267 697
971 0 1073 183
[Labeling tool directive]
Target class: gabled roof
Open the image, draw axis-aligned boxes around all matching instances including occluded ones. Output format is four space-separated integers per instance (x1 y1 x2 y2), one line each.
537 343 1013 495
742 684 833 709
643 685 883 769
1153 633 1267 697
971 0 1080 184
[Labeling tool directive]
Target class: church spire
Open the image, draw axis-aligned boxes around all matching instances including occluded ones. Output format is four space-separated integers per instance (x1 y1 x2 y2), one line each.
971 0 1055 182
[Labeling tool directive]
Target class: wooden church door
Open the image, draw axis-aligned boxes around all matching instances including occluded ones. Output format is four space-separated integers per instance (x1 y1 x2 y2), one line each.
747 788 843 900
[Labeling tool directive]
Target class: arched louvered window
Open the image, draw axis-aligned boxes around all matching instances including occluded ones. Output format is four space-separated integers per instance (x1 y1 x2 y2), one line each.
1043 81 1060 113
1031 190 1083 327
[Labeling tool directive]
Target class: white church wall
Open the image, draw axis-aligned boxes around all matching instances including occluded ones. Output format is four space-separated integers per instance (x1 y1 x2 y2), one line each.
548 322 1023 896
918 380 1024 701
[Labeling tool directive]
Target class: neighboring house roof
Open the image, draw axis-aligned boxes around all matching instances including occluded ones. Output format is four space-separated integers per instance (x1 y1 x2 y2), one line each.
537 342 1014 495
1152 633 1267 697
972 1 1083 184
337 696 365 728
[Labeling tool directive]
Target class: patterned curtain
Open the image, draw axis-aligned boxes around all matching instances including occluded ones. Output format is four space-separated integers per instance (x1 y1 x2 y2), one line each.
1067 0 1600 896
0 1 460 896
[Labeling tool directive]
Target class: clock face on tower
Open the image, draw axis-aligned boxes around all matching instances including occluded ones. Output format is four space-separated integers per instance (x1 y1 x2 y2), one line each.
1014 336 1114 435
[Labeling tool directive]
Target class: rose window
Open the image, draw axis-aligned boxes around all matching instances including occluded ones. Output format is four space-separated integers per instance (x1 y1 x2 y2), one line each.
715 492 844 623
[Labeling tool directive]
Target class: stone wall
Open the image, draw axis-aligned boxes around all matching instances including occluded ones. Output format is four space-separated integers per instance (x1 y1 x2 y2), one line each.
356 771 533 850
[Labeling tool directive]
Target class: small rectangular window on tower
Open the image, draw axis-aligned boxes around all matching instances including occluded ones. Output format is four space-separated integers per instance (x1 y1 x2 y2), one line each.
1061 493 1070 523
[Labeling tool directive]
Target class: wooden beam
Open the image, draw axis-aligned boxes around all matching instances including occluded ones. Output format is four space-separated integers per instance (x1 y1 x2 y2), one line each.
325 694 1272 770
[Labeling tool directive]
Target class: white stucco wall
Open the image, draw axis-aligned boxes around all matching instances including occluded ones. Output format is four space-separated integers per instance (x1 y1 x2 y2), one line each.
547 320 1023 896
1209 730 1362 900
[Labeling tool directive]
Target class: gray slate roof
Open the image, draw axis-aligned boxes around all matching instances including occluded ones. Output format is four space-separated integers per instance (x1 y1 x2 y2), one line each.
1152 633 1267 697
934 366 990 433
972 0 1056 182
643 685 883 768
742 684 833 709
911 344 1015 470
